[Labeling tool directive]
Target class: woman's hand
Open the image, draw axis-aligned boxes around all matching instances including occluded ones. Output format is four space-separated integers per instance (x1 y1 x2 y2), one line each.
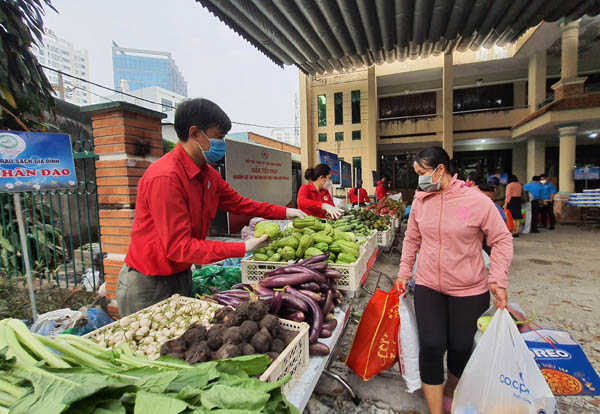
490 284 508 309
394 277 407 292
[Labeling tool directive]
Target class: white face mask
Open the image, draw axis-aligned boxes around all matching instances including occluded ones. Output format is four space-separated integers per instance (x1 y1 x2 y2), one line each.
323 179 332 190
540 180 547 185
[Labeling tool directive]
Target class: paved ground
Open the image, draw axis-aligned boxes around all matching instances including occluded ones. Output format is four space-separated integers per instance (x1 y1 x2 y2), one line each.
304 224 600 414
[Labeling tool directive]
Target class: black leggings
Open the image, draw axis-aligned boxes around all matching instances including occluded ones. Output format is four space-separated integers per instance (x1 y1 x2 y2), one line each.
414 284 490 385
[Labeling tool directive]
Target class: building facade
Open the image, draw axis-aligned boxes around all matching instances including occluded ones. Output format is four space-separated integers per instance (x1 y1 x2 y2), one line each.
31 28 90 106
112 44 188 97
104 86 186 124
299 18 600 218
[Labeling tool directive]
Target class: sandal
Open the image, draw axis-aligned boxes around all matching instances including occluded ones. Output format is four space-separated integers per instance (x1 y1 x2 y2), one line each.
443 395 453 414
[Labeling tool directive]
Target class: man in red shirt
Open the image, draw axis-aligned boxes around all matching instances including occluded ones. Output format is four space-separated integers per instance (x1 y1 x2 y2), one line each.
117 98 306 316
347 180 370 206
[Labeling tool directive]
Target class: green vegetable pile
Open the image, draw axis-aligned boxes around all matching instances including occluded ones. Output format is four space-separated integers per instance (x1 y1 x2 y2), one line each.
336 209 391 232
0 318 298 414
192 266 242 296
252 217 364 264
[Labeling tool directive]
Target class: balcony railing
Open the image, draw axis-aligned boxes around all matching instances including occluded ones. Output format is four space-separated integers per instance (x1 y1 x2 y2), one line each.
379 105 529 122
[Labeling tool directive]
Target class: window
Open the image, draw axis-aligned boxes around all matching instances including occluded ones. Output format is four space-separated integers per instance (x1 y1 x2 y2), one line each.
453 84 514 112
161 98 173 112
352 157 362 182
318 133 327 143
351 90 361 123
379 92 436 118
352 130 361 140
317 95 326 126
334 92 343 125
335 132 344 141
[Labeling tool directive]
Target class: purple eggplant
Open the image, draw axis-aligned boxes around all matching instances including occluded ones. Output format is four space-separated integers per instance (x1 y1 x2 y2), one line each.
305 262 328 272
281 292 309 312
270 291 282 314
217 289 250 299
298 289 323 303
298 282 321 292
322 289 334 314
214 295 244 307
286 286 323 343
286 311 305 322
319 283 330 292
231 283 250 290
260 272 323 288
253 285 274 296
319 329 332 338
298 253 330 266
265 265 319 277
323 269 343 280
322 319 338 332
309 342 330 356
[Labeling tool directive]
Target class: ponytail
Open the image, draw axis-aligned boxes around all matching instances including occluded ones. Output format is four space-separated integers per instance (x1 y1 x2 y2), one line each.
304 164 331 181
304 168 315 181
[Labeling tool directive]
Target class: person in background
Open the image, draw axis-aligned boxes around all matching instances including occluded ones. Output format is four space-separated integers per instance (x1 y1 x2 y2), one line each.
376 174 391 201
117 98 307 317
469 174 506 255
539 173 557 230
504 174 523 237
348 179 370 206
491 176 506 206
395 146 512 414
297 164 343 219
523 176 544 233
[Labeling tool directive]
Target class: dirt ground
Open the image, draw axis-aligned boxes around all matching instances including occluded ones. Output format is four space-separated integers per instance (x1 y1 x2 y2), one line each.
306 224 600 414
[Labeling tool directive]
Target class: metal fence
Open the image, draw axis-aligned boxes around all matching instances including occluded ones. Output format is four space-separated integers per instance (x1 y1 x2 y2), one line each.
0 132 103 291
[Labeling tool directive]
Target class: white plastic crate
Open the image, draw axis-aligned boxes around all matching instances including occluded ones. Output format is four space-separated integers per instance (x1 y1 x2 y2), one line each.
364 231 378 257
242 248 369 291
391 216 400 229
376 228 393 246
85 295 310 394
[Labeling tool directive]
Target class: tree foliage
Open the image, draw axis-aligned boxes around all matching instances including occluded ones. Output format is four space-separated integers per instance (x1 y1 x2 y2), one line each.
0 0 56 130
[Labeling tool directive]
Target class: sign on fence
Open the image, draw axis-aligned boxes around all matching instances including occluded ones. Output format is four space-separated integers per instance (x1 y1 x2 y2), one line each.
0 131 76 192
318 149 340 184
340 160 352 188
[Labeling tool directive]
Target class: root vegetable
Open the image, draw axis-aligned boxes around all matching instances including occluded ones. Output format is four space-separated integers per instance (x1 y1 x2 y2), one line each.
259 314 280 336
270 338 285 353
250 330 271 354
214 344 243 360
239 320 259 341
223 327 243 345
240 342 256 355
184 341 212 364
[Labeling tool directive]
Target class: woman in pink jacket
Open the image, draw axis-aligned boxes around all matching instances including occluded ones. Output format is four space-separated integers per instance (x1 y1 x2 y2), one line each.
395 147 513 414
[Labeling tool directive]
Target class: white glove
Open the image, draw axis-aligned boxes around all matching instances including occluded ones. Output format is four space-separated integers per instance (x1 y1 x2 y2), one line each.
244 235 269 252
322 203 343 220
286 208 306 219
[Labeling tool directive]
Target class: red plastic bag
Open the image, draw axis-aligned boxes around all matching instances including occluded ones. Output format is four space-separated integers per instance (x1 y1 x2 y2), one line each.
504 208 515 231
345 288 401 380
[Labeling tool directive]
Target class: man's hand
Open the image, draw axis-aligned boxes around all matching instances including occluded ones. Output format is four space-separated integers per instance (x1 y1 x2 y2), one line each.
322 203 343 219
244 235 269 252
286 208 306 219
490 284 508 309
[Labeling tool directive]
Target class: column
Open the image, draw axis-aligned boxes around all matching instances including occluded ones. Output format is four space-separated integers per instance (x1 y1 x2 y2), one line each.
512 142 527 183
552 21 587 99
442 53 453 157
527 137 545 181
82 102 165 316
558 125 577 193
513 81 527 108
367 66 378 193
299 72 312 182
528 51 546 112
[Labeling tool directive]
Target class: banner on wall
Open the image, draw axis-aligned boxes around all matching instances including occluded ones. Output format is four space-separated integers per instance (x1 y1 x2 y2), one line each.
0 131 76 192
574 166 599 180
318 149 340 184
487 172 508 185
340 160 352 188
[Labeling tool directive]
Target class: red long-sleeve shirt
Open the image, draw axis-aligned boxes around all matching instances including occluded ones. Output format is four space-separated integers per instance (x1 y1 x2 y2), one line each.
376 180 389 200
297 182 334 218
348 187 369 204
125 144 287 275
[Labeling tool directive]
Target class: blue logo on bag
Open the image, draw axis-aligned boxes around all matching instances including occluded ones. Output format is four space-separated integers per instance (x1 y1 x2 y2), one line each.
529 348 571 360
499 372 530 395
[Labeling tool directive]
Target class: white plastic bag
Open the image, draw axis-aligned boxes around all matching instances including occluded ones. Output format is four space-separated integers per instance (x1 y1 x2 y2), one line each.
453 309 558 414
398 292 421 392
29 308 84 337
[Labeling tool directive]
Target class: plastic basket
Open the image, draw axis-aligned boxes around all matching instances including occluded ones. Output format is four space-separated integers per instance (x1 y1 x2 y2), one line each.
364 231 378 257
391 216 400 230
376 229 393 246
242 248 369 291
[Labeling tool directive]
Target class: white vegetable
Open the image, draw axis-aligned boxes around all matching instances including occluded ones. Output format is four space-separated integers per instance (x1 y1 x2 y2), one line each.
119 316 132 328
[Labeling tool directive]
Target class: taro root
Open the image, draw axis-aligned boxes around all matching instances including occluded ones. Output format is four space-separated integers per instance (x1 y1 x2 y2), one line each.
239 320 259 342
266 351 280 362
258 326 272 344
284 331 298 346
160 338 187 356
247 300 269 322
181 325 207 346
214 307 244 327
259 314 280 336
207 324 226 351
213 307 235 324
240 342 256 356
270 338 285 353
184 341 212 364
214 344 243 360
223 326 243 345
250 330 271 354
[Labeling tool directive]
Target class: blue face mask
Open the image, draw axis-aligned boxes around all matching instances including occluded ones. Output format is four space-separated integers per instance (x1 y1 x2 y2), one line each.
198 131 226 163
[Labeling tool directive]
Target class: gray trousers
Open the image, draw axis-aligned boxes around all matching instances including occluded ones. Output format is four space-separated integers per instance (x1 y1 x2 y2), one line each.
116 265 192 317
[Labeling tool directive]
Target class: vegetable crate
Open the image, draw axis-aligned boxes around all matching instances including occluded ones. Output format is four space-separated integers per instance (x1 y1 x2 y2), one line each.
376 228 393 247
364 231 378 258
391 216 400 230
261 318 310 394
242 248 369 292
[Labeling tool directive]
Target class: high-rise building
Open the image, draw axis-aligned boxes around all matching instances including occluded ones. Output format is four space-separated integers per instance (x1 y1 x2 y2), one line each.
103 85 186 124
112 43 188 97
31 28 90 105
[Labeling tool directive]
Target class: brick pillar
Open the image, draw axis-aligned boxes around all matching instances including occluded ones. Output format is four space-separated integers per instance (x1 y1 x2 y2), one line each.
82 102 166 316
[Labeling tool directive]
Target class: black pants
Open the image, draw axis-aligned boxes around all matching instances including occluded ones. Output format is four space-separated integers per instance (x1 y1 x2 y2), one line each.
414 284 490 385
540 201 556 228
530 200 540 232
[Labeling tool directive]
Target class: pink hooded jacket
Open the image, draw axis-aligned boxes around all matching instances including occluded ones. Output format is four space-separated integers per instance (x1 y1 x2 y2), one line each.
398 176 513 296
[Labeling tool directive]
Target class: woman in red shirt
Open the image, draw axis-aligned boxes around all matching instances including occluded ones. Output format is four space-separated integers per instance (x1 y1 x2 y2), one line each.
348 180 370 206
297 164 343 219
376 175 391 201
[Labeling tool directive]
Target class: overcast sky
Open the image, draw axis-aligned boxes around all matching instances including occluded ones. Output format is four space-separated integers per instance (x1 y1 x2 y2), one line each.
43 0 299 135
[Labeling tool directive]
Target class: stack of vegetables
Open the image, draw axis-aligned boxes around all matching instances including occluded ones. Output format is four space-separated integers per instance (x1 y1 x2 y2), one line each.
216 253 343 356
364 197 406 218
337 208 392 232
251 217 364 265
160 300 298 365
191 265 242 296
0 318 297 414
89 298 221 360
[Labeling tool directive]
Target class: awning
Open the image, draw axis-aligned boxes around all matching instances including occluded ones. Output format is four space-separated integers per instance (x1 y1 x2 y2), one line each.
196 0 600 74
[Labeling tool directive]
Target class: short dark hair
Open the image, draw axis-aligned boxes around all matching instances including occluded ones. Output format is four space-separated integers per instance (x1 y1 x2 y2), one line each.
532 176 540 181
415 146 454 175
539 173 548 179
468 173 482 184
305 164 331 181
508 174 519 183
174 98 232 141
